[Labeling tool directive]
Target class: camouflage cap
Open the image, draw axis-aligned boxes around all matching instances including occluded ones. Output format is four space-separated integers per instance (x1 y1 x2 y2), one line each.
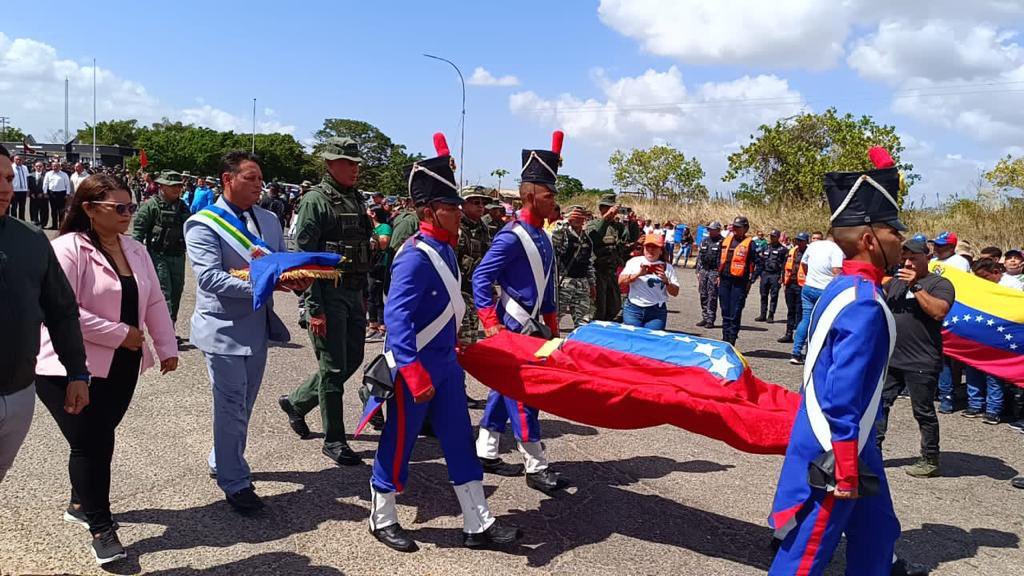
598 193 617 207
319 137 363 162
461 186 492 201
155 170 184 186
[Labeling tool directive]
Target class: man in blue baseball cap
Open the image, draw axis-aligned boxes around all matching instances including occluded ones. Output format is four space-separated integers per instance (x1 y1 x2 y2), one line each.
930 232 969 272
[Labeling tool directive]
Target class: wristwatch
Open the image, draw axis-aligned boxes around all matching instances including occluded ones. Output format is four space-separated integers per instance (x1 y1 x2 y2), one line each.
909 283 923 293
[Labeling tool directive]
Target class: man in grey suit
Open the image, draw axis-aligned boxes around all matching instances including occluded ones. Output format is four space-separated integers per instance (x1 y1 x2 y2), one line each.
185 151 310 513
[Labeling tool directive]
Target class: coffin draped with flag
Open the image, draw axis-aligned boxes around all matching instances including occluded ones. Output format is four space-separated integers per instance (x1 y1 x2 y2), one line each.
930 262 1024 386
459 322 801 454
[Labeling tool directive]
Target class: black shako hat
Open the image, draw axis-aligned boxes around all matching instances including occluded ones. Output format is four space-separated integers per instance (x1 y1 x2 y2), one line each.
405 133 462 207
520 130 564 192
824 147 907 232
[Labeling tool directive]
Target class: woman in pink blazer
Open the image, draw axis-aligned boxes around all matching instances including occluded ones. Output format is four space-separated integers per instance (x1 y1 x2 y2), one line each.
35 174 178 565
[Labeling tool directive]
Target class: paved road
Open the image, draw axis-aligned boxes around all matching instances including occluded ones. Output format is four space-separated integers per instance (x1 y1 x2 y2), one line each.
1 264 1021 575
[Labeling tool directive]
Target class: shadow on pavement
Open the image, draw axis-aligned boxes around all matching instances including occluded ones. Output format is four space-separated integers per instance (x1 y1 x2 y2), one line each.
743 349 794 360
138 551 344 575
885 452 1019 480
900 523 1019 572
411 455 769 569
116 468 371 568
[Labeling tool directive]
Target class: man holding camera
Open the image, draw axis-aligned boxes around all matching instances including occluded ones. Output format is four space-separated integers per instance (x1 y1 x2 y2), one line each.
587 194 640 322
875 236 953 478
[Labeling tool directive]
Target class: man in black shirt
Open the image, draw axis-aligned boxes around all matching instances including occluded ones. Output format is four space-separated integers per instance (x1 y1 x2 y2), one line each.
876 236 954 478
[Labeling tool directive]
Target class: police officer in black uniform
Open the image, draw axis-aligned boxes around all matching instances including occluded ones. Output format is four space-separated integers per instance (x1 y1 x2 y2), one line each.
695 221 724 328
754 229 788 323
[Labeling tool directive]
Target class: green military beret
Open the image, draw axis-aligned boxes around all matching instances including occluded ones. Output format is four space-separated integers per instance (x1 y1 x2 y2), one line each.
319 137 363 162
155 170 184 186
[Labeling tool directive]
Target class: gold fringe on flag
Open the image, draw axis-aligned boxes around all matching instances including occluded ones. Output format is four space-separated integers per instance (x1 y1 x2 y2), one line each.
230 268 342 284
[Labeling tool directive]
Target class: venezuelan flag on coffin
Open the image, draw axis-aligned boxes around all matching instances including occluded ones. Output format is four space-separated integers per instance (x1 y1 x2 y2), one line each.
459 322 801 455
929 262 1024 386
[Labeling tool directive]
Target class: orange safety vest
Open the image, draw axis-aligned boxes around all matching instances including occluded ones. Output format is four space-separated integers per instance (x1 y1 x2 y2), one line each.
719 236 753 277
783 247 807 286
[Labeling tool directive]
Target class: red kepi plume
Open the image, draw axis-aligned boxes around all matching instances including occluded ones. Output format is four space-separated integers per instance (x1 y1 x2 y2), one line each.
433 132 450 157
551 130 564 155
868 146 895 169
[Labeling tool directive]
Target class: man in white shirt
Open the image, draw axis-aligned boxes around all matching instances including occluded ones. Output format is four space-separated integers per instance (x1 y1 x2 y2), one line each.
930 232 970 272
8 155 29 220
1004 249 1022 286
790 232 844 364
43 160 72 230
70 162 89 192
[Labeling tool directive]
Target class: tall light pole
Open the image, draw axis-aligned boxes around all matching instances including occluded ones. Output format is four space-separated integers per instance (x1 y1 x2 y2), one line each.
92 58 97 165
424 53 465 189
251 98 257 154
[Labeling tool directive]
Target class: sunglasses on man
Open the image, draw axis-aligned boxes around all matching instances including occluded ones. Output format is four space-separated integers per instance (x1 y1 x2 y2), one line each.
90 201 139 215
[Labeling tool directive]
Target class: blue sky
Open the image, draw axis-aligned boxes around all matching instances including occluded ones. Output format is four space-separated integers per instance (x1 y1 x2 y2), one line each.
4 1 1024 205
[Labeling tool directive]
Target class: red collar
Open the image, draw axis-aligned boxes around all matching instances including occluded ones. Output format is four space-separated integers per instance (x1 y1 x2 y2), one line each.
519 208 544 228
419 221 457 247
842 260 885 285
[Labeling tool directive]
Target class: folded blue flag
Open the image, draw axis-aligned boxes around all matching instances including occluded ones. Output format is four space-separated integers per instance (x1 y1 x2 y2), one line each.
248 252 342 310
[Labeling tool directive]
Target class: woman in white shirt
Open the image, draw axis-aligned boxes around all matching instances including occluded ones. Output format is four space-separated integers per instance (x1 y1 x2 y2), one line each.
617 234 680 329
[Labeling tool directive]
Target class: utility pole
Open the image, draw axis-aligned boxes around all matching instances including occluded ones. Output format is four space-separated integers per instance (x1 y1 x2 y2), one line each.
0 116 9 142
92 58 97 165
251 98 256 154
64 76 69 146
423 54 466 189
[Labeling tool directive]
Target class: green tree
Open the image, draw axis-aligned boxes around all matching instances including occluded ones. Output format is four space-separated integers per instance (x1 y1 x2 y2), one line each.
723 107 916 205
76 119 142 147
491 168 509 191
555 174 585 198
231 132 309 183
1 125 27 142
609 145 707 201
985 155 1024 192
312 118 418 194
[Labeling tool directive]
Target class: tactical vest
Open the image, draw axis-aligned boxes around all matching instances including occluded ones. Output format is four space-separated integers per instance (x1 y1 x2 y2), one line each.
562 227 593 279
592 221 625 269
149 199 188 255
762 244 789 275
719 236 753 277
458 218 490 283
784 247 807 286
698 237 724 270
314 184 372 283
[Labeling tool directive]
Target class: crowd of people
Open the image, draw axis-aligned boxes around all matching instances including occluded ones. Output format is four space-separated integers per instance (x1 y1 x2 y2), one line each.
1 137 1022 575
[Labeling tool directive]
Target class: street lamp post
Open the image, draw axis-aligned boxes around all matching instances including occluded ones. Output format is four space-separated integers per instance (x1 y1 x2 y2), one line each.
423 53 465 189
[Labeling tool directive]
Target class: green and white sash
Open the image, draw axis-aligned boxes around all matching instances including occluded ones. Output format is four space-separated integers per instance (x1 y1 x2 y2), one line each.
188 204 272 262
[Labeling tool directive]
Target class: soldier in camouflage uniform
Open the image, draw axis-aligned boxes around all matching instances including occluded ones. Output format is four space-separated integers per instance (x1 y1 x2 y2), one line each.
695 221 724 327
457 187 492 345
552 205 595 329
278 137 371 467
389 195 420 250
586 194 640 322
132 170 189 337
482 202 505 239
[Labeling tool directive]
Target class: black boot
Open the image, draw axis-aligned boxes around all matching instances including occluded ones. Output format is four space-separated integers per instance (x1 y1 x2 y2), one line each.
323 441 362 466
278 396 310 439
465 395 487 410
463 520 522 549
695 319 707 327
891 558 930 576
480 457 525 477
526 468 567 494
372 524 418 553
777 332 793 343
754 315 766 322
766 314 775 324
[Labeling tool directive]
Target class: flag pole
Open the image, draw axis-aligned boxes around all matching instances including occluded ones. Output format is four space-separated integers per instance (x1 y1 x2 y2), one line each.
92 58 97 166
251 98 256 154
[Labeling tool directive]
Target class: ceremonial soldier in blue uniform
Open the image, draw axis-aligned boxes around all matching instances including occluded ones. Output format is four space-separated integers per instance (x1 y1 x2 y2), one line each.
367 134 520 553
473 132 567 495
768 154 928 576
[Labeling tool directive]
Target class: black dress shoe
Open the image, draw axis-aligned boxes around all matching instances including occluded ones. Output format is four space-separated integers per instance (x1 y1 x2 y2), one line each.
754 316 766 322
323 442 362 466
766 316 775 324
371 523 418 552
526 468 567 494
891 558 930 576
777 334 793 343
1011 477 1024 489
695 320 707 327
226 486 264 514
463 520 522 549
465 395 488 410
479 457 525 477
278 396 311 439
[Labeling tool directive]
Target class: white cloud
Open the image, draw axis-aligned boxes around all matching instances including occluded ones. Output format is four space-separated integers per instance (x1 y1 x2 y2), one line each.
510 66 805 154
0 32 295 141
467 67 520 87
597 0 851 69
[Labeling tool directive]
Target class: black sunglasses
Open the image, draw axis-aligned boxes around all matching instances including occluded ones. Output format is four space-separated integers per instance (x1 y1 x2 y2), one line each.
90 201 139 215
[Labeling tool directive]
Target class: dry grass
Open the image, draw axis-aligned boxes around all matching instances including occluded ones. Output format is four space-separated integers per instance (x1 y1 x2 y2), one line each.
564 196 1024 251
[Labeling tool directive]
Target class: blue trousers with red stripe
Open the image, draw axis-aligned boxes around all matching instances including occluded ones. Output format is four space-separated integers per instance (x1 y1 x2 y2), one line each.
370 360 483 493
769 482 900 575
479 391 541 442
